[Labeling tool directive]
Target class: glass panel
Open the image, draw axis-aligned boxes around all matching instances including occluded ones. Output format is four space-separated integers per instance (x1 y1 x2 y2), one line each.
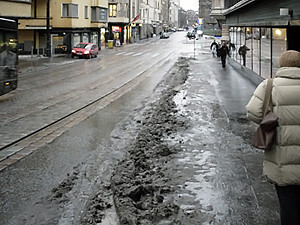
272 28 287 77
73 33 80 46
261 28 271 78
245 27 252 69
236 27 243 64
229 27 236 60
71 4 78 18
85 6 88 19
252 28 260 75
91 8 96 21
62 4 69 17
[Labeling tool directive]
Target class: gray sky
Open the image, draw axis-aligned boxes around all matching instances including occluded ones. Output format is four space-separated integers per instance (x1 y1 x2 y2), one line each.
180 0 198 10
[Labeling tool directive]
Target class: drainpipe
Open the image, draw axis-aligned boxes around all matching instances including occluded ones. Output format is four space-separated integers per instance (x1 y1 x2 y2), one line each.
128 0 131 43
46 0 51 57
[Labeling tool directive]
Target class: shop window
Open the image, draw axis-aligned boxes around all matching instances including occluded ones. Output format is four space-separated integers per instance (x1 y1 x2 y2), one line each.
109 4 117 17
261 28 272 78
83 33 89 43
62 3 78 18
245 27 252 69
73 33 80 47
252 28 261 75
272 28 287 76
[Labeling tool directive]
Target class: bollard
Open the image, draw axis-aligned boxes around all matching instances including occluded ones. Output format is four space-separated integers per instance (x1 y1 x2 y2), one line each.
31 46 34 58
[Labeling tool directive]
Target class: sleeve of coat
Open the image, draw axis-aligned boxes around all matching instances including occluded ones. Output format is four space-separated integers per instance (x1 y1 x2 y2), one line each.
245 80 267 124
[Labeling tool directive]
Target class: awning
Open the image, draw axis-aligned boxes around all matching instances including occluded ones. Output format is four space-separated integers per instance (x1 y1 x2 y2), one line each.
225 20 290 27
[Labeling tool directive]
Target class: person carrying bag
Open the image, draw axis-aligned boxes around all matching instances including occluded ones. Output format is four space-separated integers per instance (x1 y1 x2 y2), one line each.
251 78 278 150
246 50 300 225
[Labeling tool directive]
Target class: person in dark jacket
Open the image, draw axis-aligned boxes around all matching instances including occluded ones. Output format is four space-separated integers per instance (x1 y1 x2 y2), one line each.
210 40 218 57
218 42 229 68
238 45 250 66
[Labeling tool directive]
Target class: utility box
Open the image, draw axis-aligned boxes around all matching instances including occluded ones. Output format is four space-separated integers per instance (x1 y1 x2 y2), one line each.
108 40 113 49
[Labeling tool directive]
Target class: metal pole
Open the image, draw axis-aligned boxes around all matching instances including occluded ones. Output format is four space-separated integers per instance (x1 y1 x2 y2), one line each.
46 0 51 57
194 36 196 59
128 0 131 43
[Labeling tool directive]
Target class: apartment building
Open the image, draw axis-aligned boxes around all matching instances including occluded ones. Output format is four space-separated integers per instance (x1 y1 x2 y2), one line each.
108 0 142 44
169 1 179 29
17 0 108 54
139 0 162 39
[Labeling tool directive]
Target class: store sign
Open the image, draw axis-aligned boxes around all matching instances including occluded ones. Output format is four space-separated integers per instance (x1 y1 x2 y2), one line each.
198 18 203 25
112 26 122 33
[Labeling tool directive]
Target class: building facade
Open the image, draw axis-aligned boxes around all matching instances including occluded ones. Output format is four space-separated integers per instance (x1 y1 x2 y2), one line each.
211 0 300 78
16 0 108 55
139 0 162 39
1 0 180 54
169 1 179 29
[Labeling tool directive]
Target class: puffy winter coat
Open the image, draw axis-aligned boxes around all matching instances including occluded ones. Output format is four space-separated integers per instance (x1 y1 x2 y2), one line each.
246 67 300 186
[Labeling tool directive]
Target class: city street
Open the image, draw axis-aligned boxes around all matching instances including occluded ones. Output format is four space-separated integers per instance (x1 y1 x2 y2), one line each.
0 32 280 224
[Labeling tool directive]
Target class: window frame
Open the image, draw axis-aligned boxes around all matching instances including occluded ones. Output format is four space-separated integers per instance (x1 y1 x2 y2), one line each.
61 3 78 18
109 4 117 17
84 6 89 19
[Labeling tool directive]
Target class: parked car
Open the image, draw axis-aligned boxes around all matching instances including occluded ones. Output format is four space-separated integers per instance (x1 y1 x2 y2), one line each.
168 28 176 32
177 28 184 31
71 43 98 59
187 31 196 39
160 32 169 39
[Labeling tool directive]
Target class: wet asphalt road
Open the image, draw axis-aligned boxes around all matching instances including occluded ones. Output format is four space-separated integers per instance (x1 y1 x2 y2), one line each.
0 33 280 224
0 32 189 224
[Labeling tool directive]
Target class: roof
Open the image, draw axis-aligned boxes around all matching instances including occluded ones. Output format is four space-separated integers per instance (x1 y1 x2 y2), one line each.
224 0 256 15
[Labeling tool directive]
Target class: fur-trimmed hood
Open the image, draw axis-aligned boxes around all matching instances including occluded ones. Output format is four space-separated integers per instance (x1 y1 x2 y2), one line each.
276 67 300 79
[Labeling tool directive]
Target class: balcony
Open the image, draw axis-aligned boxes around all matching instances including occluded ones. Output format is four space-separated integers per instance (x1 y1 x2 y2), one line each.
91 0 108 8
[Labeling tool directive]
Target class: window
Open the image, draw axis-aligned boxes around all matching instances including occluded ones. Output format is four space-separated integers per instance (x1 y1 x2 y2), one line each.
62 3 78 18
91 7 108 22
85 6 88 19
109 4 117 17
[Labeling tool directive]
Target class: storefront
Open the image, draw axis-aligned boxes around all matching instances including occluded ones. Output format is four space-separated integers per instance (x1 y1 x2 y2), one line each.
229 27 287 78
224 0 300 78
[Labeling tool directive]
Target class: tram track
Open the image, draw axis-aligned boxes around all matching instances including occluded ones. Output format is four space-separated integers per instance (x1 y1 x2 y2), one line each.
0 45 171 125
0 50 176 171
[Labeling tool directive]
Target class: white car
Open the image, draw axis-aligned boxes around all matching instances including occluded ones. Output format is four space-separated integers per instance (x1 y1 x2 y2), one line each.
197 30 203 37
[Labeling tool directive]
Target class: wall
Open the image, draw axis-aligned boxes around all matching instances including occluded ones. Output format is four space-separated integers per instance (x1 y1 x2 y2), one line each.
0 1 31 17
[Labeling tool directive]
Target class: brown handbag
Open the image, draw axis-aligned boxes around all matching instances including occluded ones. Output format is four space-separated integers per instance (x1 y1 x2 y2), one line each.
251 79 278 150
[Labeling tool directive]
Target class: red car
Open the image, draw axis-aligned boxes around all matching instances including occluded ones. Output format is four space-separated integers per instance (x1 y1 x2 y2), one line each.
71 43 98 59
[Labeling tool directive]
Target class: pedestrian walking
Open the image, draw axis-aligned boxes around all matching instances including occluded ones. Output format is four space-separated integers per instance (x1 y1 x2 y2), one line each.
228 42 236 57
210 40 218 57
246 50 300 225
218 42 229 68
238 45 250 66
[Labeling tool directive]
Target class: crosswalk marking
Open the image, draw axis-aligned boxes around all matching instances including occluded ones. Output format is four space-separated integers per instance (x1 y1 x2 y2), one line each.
133 52 143 56
115 52 126 55
115 51 159 58
124 52 135 56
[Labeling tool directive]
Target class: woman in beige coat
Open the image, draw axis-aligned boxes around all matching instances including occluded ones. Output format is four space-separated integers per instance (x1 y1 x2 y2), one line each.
246 50 300 225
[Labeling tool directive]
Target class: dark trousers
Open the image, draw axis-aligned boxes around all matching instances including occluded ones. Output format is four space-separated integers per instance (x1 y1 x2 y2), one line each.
221 56 226 68
275 185 300 225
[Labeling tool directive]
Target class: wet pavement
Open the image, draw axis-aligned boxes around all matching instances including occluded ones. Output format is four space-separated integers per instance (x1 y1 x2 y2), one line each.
2 34 281 224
